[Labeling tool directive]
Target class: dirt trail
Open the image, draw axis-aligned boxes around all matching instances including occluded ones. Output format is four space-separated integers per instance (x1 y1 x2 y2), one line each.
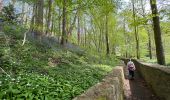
123 66 159 100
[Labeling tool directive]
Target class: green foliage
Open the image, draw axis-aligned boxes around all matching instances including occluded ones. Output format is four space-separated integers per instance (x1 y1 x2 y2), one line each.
0 45 115 99
2 24 26 39
0 25 116 99
1 4 18 23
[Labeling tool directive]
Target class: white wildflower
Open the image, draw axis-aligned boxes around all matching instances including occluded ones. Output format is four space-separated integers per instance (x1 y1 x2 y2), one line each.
17 76 21 79
26 83 31 86
11 78 15 81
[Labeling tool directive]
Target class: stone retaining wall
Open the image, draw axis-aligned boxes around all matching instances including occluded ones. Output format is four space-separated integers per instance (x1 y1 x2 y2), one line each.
122 58 170 100
73 66 124 100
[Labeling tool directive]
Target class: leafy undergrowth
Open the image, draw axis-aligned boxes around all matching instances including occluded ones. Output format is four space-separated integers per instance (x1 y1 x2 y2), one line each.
140 57 157 63
0 28 117 99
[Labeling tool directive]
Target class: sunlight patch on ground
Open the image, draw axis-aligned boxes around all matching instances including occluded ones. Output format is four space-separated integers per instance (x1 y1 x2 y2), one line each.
92 64 113 72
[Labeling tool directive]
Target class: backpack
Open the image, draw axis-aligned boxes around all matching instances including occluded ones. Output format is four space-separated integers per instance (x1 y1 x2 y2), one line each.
128 63 135 71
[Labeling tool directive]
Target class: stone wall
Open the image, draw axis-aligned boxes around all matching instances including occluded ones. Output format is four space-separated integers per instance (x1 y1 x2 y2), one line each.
73 66 124 100
122 58 170 100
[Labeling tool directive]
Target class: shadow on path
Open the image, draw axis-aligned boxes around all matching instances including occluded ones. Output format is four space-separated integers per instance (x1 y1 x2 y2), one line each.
123 66 159 100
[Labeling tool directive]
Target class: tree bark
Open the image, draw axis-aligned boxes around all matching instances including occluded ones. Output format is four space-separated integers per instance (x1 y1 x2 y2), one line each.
123 17 128 58
67 11 78 36
58 8 61 41
145 26 152 59
21 2 26 25
140 0 152 59
98 25 102 53
148 30 152 59
46 0 52 35
77 12 80 45
150 0 165 65
29 4 36 32
25 6 30 25
51 15 54 35
34 0 44 39
61 0 67 45
105 15 109 55
132 0 140 59
84 17 87 47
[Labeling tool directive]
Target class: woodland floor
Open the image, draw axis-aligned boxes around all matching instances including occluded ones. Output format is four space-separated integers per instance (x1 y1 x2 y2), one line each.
123 66 159 100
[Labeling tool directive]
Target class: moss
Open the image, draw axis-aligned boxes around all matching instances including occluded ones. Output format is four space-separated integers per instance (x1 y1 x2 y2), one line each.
97 96 107 100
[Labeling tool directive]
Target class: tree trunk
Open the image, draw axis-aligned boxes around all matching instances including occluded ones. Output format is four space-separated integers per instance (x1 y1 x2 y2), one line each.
77 12 80 45
148 30 152 59
51 15 54 35
50 7 54 35
123 17 128 57
29 4 36 32
58 8 61 42
25 6 30 25
34 0 44 39
98 26 102 53
150 0 165 65
21 2 26 25
140 0 152 59
145 25 153 59
84 17 87 47
132 0 140 59
105 15 109 55
61 0 67 45
68 11 78 37
46 0 52 35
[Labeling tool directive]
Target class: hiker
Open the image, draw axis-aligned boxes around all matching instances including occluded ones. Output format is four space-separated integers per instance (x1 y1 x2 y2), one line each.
127 59 136 80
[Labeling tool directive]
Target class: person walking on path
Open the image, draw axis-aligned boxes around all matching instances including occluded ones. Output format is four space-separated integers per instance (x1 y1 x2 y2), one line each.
127 59 136 80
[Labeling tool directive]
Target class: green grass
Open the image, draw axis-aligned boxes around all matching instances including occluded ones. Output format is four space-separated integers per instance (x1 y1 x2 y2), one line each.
165 54 170 66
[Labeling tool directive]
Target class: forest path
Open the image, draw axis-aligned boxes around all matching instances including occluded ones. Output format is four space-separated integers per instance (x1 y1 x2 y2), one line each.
123 66 159 100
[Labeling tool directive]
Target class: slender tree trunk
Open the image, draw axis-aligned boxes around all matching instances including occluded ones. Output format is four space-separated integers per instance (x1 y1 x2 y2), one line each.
132 0 140 59
61 0 67 45
51 15 54 35
58 8 61 42
140 0 152 59
84 17 87 47
21 2 25 25
145 25 153 59
123 17 128 57
136 25 140 58
29 4 36 32
68 11 78 37
50 6 54 35
150 0 165 65
25 6 29 25
148 30 152 59
92 26 98 52
46 0 52 35
98 26 102 53
105 15 109 55
84 27 87 47
101 22 105 53
77 12 80 45
51 1 54 35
